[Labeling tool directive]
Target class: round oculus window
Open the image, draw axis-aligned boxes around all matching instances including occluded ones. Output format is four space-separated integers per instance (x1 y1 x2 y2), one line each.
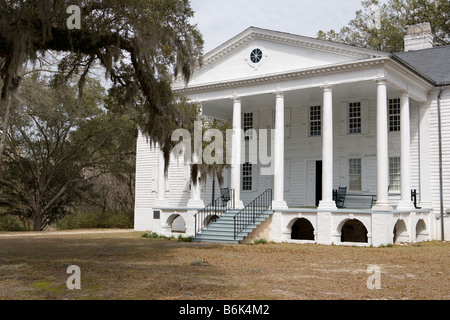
250 48 263 64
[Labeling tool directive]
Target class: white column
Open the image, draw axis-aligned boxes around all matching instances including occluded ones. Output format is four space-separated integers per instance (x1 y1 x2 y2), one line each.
398 92 414 210
419 103 432 208
373 79 393 211
231 97 244 209
155 147 169 207
272 92 288 210
318 85 337 210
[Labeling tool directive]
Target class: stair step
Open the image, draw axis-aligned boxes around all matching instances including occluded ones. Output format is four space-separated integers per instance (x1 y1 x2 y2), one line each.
194 209 273 244
199 228 254 237
204 222 265 233
204 217 270 231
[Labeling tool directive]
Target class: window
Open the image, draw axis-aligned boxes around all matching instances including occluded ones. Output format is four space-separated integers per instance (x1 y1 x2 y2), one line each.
243 112 254 141
310 105 322 136
389 157 401 192
242 162 253 191
250 48 263 64
349 102 362 134
389 98 401 132
349 158 362 191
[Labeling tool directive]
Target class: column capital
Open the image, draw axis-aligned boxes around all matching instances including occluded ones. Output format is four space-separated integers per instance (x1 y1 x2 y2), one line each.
274 91 284 99
232 96 241 103
321 82 333 92
375 78 387 86
401 91 410 99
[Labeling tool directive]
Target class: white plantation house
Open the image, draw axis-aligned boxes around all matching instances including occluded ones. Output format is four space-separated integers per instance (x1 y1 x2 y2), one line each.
134 23 450 246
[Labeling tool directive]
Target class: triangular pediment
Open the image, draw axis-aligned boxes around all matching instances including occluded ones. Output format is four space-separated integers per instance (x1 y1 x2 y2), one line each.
174 27 388 89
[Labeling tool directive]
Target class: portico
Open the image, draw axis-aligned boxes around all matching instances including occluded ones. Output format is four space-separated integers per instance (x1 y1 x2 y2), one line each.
179 71 430 214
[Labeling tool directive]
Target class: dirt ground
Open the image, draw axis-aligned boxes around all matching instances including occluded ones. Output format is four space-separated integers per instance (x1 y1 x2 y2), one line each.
0 230 448 300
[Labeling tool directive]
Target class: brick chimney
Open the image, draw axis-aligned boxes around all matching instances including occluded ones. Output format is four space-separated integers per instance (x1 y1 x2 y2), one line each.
404 23 434 51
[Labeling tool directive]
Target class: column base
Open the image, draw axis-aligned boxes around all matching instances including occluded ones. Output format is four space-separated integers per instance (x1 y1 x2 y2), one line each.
187 199 205 209
235 200 245 210
397 201 415 211
318 200 337 211
272 200 288 211
372 202 393 212
418 202 433 210
154 199 170 208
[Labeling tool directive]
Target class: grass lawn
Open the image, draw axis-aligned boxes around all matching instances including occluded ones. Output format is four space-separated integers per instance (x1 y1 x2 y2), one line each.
0 230 448 300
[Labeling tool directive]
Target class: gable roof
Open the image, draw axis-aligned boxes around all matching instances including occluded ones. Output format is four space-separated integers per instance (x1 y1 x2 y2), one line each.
393 46 450 86
173 26 391 91
202 26 389 68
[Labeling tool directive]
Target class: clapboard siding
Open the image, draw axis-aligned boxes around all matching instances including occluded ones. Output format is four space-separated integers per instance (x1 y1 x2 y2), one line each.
134 133 157 209
410 103 420 191
429 90 450 211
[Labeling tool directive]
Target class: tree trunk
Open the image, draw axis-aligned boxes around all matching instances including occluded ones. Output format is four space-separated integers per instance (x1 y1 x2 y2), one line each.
33 209 43 231
0 82 12 165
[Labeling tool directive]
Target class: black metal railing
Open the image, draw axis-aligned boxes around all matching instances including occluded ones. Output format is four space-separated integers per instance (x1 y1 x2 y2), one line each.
233 189 273 240
194 189 235 237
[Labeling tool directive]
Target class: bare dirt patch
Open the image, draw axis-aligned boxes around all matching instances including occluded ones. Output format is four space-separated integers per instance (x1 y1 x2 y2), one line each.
0 230 448 300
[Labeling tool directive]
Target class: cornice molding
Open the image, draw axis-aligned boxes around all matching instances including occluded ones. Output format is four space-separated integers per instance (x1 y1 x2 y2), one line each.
174 58 388 94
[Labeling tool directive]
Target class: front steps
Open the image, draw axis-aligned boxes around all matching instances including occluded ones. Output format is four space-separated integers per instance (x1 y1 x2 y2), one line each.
193 209 273 244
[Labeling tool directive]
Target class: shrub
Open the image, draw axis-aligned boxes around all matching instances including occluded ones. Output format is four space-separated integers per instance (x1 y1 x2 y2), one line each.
178 234 193 242
0 214 27 231
253 239 267 245
141 232 192 242
56 211 133 230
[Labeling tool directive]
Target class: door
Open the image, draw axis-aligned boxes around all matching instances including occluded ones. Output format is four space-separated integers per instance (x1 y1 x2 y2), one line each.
306 160 322 207
315 161 323 207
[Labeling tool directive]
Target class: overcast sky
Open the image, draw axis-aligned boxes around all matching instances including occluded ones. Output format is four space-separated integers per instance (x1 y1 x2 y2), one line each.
189 0 385 53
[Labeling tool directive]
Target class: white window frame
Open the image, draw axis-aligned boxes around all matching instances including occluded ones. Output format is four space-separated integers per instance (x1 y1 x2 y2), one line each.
389 98 401 132
309 105 322 137
389 157 401 192
243 112 254 141
349 102 362 134
349 158 362 192
242 162 253 191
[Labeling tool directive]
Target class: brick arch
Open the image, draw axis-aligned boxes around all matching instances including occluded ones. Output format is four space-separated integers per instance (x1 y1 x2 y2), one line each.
204 215 220 227
166 214 186 233
339 219 368 243
393 219 408 243
290 218 315 241
415 219 428 242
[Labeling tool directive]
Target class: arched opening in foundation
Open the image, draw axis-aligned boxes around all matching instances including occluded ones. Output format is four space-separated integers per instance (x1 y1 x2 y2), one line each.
341 219 368 243
204 215 220 227
291 218 315 241
393 220 409 243
168 214 186 233
416 219 428 242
